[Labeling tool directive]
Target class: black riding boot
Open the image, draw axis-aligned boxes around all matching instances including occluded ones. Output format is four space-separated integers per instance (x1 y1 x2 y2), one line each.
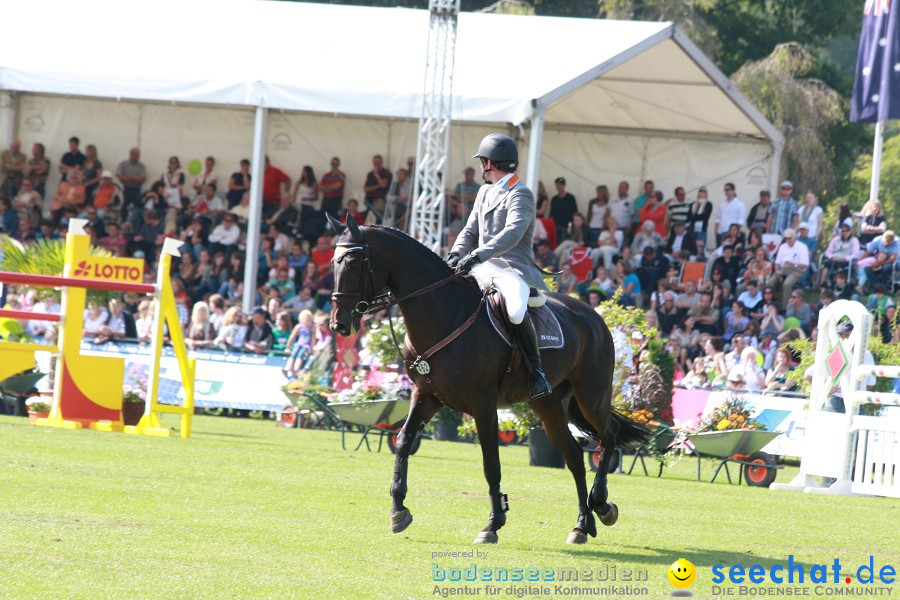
515 317 553 400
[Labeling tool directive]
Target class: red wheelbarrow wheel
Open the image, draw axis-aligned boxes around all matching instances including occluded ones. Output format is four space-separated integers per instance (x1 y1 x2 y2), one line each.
498 430 518 445
387 425 422 455
744 451 777 487
588 444 619 473
280 405 299 428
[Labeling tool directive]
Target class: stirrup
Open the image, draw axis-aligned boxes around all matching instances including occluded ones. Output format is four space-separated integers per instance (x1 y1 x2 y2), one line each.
529 369 553 400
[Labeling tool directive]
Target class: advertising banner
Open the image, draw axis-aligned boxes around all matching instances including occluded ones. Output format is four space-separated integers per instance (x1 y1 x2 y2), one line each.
80 341 287 411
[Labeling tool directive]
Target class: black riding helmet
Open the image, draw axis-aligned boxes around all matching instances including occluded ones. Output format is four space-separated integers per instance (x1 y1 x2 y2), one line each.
473 134 518 171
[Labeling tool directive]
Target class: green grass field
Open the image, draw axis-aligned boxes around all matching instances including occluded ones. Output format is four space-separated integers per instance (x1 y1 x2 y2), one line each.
1 414 897 599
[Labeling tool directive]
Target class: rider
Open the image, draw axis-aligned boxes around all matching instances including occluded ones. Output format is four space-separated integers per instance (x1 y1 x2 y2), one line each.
446 133 553 400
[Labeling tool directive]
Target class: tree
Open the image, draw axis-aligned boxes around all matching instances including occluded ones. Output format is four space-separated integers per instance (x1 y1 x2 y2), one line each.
600 0 719 60
732 43 844 195
600 0 857 76
841 130 900 227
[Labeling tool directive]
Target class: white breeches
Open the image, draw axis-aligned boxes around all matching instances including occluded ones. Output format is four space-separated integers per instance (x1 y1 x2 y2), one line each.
471 260 529 324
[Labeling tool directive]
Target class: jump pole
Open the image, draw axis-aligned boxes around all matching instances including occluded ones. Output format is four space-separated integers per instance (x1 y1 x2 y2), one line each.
0 220 195 437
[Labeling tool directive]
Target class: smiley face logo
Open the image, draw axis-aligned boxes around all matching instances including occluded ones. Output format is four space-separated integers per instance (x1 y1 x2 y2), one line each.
668 558 696 589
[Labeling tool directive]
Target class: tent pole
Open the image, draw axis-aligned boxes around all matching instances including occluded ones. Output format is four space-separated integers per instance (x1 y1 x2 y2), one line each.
768 137 783 197
243 105 268 314
525 104 545 195
869 120 884 202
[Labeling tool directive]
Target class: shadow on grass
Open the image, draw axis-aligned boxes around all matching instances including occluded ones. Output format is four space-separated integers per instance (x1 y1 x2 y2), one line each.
553 544 844 575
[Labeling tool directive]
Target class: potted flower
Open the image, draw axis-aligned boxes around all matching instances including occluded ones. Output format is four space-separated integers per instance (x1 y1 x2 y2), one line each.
431 407 462 441
122 363 148 426
25 397 51 423
509 402 565 468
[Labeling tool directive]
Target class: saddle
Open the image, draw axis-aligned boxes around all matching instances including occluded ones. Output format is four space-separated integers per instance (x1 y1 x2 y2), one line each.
486 288 565 350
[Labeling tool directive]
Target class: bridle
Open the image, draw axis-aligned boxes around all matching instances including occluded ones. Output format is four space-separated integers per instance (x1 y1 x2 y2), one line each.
329 233 380 319
330 228 466 320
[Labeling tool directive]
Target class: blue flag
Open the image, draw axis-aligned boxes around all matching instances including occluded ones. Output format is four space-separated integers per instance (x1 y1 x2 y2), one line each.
850 0 900 122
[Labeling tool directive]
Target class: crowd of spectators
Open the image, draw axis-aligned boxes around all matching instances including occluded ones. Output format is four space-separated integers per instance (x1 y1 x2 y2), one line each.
530 178 898 393
1 136 898 393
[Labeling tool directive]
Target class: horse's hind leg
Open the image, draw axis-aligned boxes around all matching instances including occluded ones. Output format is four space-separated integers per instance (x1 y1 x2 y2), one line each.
570 367 620 527
588 417 619 526
390 389 441 533
531 391 596 544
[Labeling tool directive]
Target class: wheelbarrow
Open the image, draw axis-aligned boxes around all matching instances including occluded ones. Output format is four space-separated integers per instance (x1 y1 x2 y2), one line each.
585 423 676 476
686 429 782 487
328 398 422 454
0 369 46 416
279 390 341 430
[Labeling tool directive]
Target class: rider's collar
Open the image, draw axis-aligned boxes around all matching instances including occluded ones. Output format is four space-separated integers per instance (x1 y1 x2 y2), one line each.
492 172 519 191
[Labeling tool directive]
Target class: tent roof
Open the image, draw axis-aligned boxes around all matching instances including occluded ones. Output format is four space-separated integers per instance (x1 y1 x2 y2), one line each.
0 0 779 144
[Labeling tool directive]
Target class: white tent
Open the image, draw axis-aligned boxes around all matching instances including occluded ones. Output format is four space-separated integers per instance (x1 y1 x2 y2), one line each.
0 0 782 305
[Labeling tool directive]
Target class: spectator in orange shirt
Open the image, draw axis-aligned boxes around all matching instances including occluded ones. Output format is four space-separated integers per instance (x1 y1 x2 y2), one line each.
311 234 335 276
263 155 291 218
638 191 667 237
92 171 124 221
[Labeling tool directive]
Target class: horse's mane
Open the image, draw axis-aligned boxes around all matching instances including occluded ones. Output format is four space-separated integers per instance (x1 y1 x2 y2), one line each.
364 225 455 277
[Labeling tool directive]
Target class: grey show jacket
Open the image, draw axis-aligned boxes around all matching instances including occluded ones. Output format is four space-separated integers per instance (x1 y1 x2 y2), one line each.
450 174 547 291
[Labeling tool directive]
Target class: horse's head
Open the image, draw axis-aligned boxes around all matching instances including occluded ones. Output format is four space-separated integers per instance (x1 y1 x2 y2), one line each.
327 213 385 336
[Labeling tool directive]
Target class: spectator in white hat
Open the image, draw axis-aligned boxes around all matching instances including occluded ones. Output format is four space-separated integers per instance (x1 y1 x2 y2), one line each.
767 227 809 306
92 170 123 222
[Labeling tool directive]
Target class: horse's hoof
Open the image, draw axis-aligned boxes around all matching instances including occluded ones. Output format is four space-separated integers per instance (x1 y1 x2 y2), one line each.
391 509 413 533
599 503 618 527
566 530 588 545
474 531 498 544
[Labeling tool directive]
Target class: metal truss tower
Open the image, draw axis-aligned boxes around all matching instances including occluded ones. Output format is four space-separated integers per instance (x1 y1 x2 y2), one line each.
408 0 460 254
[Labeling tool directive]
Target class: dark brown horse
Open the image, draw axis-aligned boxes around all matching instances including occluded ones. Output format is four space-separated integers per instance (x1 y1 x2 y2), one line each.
328 216 648 544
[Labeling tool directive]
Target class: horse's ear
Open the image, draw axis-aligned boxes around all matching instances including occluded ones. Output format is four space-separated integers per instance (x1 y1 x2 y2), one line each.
326 212 346 235
346 211 362 242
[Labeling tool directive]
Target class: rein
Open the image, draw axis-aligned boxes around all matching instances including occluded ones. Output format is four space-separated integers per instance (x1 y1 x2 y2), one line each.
330 230 484 382
386 289 488 380
365 271 467 314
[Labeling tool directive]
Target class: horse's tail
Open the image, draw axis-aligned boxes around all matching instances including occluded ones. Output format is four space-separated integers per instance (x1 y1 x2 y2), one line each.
569 401 652 448
611 411 652 448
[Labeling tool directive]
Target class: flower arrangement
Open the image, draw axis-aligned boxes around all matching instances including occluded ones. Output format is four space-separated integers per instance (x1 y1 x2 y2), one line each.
626 408 655 425
336 370 412 405
122 363 148 403
281 345 335 405
25 397 52 413
619 339 675 428
693 394 765 433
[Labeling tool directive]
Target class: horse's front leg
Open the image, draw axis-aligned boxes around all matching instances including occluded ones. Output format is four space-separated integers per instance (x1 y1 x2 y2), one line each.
472 406 506 544
390 389 441 533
